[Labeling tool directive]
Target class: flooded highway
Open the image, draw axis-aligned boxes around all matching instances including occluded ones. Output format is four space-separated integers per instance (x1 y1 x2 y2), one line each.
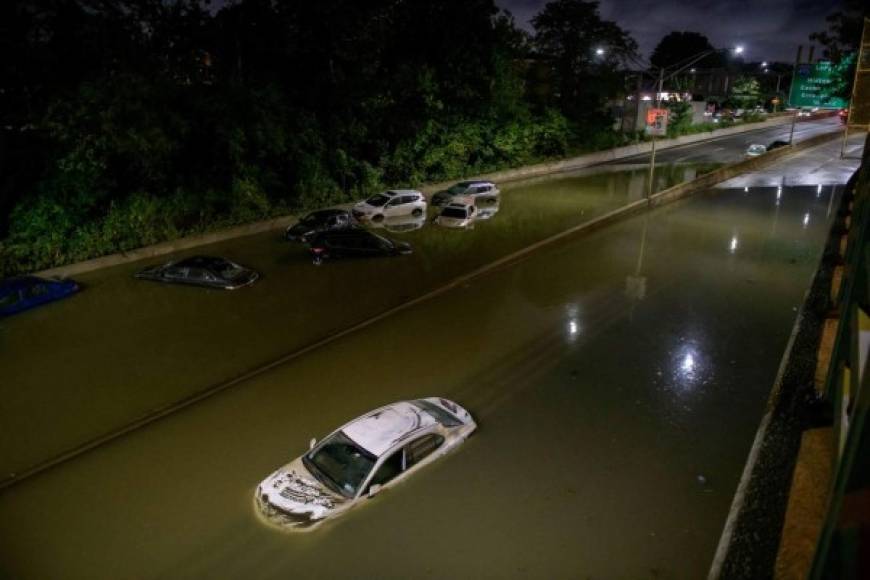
0 163 717 477
0 174 845 578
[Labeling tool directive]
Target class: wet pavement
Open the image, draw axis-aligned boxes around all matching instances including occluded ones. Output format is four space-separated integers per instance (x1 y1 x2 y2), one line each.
610 115 842 166
0 163 718 478
0 169 852 578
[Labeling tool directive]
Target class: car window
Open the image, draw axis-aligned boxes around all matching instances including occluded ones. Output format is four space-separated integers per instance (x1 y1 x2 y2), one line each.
26 284 49 298
0 291 22 308
366 194 390 207
401 196 416 204
165 267 187 278
186 268 206 281
441 207 467 219
414 399 464 427
366 450 404 493
405 434 444 469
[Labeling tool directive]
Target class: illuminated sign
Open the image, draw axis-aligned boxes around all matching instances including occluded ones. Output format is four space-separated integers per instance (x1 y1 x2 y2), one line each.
788 57 854 109
645 108 668 136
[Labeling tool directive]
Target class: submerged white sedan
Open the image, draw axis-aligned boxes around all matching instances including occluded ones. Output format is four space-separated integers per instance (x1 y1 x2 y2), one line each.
255 398 476 530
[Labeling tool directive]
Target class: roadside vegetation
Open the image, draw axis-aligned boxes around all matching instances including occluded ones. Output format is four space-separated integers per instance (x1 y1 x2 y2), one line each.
0 0 857 276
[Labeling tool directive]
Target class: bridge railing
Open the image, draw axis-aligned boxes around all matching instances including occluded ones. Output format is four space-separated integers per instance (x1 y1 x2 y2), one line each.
810 135 870 578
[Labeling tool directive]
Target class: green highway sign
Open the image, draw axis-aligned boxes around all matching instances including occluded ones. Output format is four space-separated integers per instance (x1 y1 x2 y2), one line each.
788 57 853 109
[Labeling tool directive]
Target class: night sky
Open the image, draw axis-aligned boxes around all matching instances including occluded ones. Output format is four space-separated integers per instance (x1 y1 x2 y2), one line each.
497 0 846 64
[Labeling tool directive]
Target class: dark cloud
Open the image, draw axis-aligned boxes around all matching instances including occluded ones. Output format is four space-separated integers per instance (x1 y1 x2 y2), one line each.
497 0 845 63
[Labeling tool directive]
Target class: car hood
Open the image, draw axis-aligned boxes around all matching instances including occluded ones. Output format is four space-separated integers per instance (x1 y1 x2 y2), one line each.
256 458 346 527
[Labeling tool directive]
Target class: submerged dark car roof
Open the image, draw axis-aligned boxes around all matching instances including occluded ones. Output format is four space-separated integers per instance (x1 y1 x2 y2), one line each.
173 256 236 269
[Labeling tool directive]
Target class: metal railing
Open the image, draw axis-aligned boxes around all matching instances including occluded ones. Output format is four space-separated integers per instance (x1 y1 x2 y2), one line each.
810 135 870 578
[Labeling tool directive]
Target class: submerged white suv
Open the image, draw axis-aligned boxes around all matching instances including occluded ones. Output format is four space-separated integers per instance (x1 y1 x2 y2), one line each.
352 190 426 222
255 398 476 531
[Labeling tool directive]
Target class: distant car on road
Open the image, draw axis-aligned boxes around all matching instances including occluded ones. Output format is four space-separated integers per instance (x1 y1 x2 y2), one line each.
285 209 356 242
307 229 412 264
433 200 477 229
745 144 767 158
255 398 477 530
797 107 813 117
352 190 426 222
431 180 500 206
135 256 259 289
0 276 79 317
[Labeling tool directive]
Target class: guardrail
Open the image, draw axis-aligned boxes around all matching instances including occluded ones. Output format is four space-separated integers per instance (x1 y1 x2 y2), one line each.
809 136 870 578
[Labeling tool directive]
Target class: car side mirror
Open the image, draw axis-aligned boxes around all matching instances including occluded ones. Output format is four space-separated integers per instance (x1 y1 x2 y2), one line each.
309 438 317 450
368 484 382 498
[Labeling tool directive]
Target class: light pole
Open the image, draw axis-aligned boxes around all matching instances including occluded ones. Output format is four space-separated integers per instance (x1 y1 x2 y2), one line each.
645 45 744 201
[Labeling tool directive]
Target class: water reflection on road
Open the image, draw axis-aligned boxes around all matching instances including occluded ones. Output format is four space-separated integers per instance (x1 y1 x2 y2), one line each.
0 182 839 579
0 163 717 477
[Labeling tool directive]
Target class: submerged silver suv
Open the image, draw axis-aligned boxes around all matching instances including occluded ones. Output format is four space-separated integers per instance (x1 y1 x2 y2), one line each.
431 180 500 206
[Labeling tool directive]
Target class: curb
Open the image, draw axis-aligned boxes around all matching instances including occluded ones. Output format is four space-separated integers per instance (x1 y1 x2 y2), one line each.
35 115 813 279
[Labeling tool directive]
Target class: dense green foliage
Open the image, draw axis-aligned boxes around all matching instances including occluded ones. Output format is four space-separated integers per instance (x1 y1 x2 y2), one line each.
0 0 641 275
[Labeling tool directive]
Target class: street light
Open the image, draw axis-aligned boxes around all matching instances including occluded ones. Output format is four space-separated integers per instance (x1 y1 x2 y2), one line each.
645 45 745 201
595 47 605 56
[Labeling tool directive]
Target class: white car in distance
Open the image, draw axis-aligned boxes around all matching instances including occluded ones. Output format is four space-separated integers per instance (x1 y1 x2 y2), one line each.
352 190 426 222
434 200 477 229
255 398 476 530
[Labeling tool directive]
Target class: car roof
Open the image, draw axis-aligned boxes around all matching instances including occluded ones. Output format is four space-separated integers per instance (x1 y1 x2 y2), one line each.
342 401 437 457
385 189 421 196
174 256 234 269
456 180 492 187
0 276 47 292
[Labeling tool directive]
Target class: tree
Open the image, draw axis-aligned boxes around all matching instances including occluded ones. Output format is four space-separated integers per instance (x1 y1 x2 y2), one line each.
532 0 637 121
650 31 724 70
810 0 864 61
809 0 865 101
730 76 761 108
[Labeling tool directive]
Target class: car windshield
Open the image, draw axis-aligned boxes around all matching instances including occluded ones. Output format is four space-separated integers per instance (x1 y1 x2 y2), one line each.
301 212 329 225
441 207 468 219
365 194 390 207
414 400 463 427
304 431 377 498
212 260 245 280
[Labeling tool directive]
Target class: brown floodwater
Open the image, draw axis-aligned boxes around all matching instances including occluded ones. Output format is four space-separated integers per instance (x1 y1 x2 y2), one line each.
0 163 718 478
0 180 840 579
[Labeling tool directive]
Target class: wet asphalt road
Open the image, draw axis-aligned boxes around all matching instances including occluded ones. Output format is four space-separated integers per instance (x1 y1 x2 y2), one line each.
0 163 715 477
0 130 861 579
608 115 842 166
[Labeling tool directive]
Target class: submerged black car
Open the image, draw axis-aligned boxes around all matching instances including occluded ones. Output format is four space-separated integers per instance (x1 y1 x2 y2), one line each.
135 256 259 289
308 230 412 264
285 209 356 242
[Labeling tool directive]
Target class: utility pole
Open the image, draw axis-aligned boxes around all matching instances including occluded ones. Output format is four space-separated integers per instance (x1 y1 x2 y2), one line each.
646 67 665 202
841 18 869 158
788 45 803 144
